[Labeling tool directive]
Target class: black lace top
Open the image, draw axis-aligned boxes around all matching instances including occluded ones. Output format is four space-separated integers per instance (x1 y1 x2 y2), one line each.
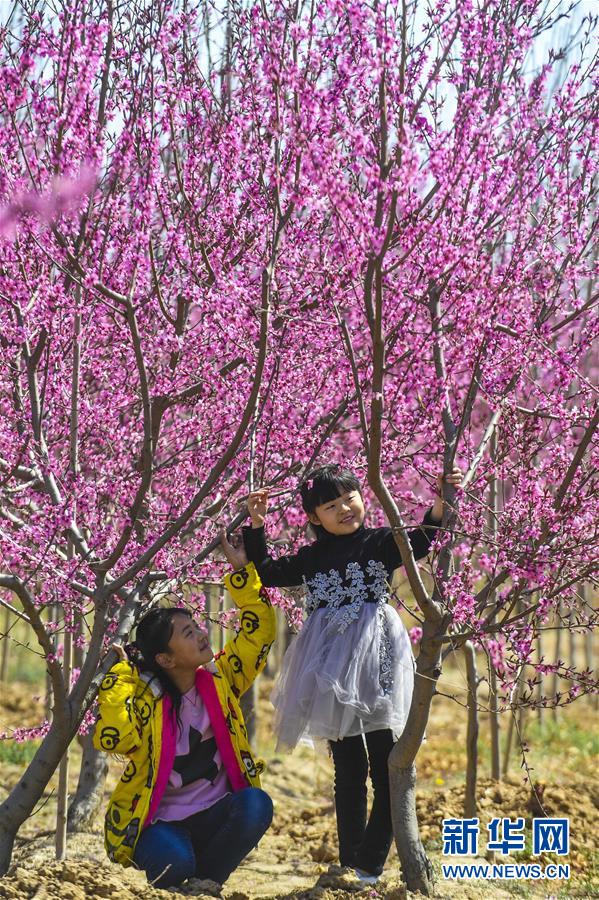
242 509 439 612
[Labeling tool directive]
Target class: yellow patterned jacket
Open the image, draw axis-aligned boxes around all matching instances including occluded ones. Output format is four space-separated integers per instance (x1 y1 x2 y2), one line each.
93 563 275 866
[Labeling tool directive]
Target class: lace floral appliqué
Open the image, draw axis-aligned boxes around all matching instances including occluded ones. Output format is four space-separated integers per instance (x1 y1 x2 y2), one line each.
377 603 394 696
302 560 395 692
303 568 345 617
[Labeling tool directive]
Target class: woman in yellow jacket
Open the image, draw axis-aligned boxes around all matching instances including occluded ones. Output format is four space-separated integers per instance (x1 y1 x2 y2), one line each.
93 539 276 889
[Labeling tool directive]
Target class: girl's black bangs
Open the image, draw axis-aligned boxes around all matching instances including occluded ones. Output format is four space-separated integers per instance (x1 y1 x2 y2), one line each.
303 473 361 511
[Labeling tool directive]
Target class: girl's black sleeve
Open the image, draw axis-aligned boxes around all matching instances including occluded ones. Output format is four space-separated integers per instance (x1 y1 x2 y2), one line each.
380 508 441 570
242 525 307 587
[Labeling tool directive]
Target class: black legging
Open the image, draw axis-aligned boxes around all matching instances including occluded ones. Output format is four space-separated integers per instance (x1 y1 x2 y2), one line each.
329 728 395 876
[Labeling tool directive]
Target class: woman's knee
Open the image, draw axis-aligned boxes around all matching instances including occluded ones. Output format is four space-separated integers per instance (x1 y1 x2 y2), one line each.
233 787 273 833
134 823 196 888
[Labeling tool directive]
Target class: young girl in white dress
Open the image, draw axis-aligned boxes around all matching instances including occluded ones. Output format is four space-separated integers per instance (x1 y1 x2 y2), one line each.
242 463 461 881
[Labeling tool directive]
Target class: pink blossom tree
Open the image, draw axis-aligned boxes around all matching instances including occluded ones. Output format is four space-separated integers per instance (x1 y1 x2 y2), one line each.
0 0 597 891
272 2 596 890
0 0 347 870
272 2 597 890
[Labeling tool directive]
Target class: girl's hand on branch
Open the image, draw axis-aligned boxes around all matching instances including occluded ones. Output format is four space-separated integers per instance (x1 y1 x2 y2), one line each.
247 488 269 528
111 643 127 662
219 529 248 571
432 467 464 520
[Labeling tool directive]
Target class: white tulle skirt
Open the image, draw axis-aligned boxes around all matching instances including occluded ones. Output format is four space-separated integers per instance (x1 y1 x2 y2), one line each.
271 601 415 750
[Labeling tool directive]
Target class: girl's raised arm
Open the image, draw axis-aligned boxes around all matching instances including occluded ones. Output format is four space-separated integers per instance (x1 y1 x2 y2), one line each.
381 469 462 569
380 507 441 570
215 562 276 696
242 524 307 587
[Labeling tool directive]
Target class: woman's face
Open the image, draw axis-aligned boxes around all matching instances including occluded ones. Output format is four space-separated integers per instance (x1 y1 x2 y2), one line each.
157 613 213 673
308 489 365 535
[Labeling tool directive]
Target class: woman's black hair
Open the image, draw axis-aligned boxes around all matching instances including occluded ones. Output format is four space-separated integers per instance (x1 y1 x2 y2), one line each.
299 464 362 537
125 606 193 725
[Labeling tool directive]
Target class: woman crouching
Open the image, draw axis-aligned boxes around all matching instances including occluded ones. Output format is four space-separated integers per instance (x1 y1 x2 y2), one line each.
93 538 275 889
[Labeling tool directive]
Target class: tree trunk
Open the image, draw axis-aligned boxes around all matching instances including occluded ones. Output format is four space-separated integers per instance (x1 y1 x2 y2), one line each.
551 603 562 722
67 732 108 832
582 586 597 712
489 663 501 781
487 433 501 780
56 628 73 859
390 762 434 892
45 603 59 722
464 641 478 819
0 587 139 874
568 616 576 683
0 715 71 874
536 631 544 726
67 614 108 833
388 627 442 895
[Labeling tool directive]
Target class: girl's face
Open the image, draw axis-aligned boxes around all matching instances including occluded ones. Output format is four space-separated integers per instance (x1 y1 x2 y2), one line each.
155 613 213 674
308 489 365 535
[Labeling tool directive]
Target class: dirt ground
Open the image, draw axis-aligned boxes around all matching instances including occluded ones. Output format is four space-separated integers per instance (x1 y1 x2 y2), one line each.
0 668 597 900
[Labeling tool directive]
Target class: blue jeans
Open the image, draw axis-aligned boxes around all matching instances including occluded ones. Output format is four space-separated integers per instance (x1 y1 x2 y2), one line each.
133 787 273 888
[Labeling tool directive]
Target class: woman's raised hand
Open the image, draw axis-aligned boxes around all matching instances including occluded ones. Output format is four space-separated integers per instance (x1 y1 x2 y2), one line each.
219 529 249 571
247 488 269 528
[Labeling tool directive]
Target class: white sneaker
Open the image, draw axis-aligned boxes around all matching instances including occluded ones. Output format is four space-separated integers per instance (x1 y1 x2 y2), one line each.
353 868 379 885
